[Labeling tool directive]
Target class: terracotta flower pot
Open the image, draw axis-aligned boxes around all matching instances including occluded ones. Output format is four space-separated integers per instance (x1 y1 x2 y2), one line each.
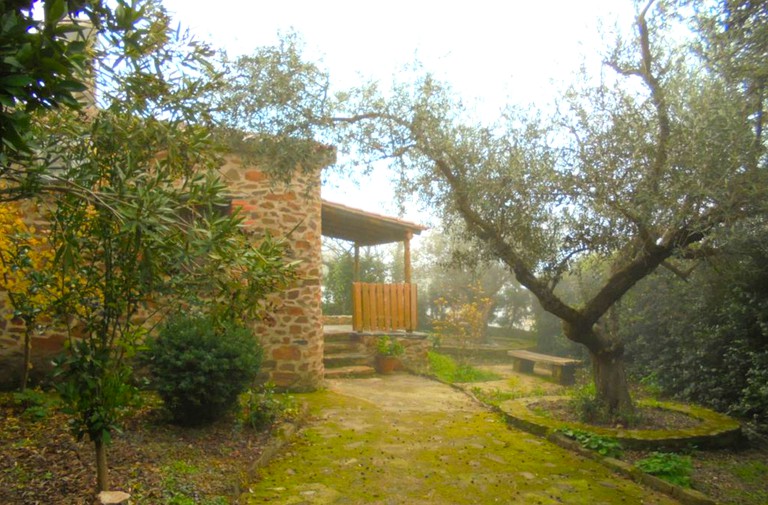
375 355 400 374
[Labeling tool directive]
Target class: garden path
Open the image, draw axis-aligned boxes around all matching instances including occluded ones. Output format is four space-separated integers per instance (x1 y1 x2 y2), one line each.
241 373 679 504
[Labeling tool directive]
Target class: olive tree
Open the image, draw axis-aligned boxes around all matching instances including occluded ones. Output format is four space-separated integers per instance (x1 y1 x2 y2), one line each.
333 0 767 416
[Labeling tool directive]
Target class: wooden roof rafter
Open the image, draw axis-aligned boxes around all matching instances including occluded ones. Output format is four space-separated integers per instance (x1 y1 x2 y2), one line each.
321 200 426 246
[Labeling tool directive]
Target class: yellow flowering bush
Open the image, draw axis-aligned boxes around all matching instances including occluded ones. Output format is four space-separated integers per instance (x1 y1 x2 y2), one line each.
432 281 494 352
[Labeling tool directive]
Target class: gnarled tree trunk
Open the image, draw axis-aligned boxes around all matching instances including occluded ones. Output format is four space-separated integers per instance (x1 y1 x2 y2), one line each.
590 348 633 415
564 322 634 416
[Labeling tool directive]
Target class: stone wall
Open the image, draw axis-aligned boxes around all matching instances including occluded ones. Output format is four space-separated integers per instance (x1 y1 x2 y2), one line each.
220 153 327 391
0 151 331 392
359 333 431 374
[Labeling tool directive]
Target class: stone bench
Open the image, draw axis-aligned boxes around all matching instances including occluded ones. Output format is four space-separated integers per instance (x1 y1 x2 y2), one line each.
507 350 581 385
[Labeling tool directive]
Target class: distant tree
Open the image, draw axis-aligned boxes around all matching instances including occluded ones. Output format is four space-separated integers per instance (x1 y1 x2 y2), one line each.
322 240 390 315
335 0 768 416
414 230 532 336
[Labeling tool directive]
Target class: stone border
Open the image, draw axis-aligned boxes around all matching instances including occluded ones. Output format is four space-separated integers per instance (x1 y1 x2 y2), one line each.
546 433 717 505
452 386 735 505
499 396 742 450
240 401 311 499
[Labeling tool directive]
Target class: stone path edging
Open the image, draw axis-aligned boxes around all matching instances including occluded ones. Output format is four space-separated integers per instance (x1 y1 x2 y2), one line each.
448 383 725 505
546 432 717 505
500 396 742 450
242 401 311 495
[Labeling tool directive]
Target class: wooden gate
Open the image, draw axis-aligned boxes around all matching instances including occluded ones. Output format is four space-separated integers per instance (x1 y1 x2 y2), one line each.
352 282 418 332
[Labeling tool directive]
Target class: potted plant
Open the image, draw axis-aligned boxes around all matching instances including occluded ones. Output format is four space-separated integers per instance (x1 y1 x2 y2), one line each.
374 336 405 374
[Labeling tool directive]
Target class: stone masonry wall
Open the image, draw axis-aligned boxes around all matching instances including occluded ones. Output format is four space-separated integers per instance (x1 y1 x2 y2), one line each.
220 153 326 391
0 152 329 392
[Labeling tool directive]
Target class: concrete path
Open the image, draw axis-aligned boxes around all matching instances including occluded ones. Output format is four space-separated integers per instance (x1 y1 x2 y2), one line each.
242 374 678 504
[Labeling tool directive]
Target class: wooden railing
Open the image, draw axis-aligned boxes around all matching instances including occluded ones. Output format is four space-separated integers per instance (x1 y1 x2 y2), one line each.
352 282 418 332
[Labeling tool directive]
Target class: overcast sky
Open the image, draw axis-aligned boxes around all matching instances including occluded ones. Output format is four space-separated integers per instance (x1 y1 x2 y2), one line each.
161 0 639 224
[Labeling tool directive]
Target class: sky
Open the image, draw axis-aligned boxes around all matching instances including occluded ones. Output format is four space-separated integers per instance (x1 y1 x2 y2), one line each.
160 0 639 228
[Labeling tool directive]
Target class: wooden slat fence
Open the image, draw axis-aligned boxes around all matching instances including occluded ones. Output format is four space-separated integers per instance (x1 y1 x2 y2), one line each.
352 282 418 332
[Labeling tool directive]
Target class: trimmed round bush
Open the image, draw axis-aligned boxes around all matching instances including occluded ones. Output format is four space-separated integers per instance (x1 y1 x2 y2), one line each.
147 314 262 425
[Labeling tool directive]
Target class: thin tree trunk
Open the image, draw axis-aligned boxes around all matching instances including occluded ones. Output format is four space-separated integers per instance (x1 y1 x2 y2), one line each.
95 438 109 492
20 324 32 393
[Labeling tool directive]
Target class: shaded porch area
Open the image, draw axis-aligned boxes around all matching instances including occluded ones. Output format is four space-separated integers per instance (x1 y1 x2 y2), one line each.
321 200 426 333
321 200 428 377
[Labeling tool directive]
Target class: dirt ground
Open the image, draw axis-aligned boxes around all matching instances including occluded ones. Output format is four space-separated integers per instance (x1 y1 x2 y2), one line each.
0 393 269 504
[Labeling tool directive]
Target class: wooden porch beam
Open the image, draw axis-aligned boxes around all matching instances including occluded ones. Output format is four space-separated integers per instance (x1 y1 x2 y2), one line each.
353 243 360 282
404 231 412 285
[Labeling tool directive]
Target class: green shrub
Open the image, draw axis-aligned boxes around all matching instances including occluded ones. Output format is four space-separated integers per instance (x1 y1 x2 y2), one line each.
569 380 641 426
240 382 299 431
636 452 693 487
569 381 606 423
621 230 768 431
558 428 623 458
147 314 262 425
376 336 405 356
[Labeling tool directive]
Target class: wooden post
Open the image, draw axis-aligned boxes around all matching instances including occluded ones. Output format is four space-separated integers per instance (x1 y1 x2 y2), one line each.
353 244 360 282
403 231 412 285
404 232 415 332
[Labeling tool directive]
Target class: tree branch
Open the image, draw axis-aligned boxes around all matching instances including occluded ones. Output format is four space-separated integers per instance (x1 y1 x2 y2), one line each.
637 0 670 190
426 153 582 324
661 259 699 280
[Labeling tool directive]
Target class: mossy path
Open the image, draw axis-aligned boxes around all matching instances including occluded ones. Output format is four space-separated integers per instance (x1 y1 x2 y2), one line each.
242 374 678 504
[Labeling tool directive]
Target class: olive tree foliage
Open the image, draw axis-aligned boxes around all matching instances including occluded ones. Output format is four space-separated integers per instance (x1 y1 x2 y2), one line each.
215 33 336 181
5 0 296 493
332 0 767 415
690 0 767 149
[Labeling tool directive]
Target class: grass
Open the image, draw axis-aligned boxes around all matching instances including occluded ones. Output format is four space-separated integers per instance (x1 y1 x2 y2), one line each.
731 460 768 482
471 387 520 406
427 351 501 383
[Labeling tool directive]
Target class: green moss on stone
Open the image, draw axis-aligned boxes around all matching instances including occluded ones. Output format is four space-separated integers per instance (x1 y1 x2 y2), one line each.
498 396 742 451
242 390 678 504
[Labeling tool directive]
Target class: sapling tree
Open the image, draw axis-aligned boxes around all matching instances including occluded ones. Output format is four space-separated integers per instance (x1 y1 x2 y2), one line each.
333 0 768 416
18 0 296 493
432 281 495 350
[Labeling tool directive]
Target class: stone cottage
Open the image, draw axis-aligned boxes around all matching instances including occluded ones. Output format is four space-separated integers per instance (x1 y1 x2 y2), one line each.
0 146 426 391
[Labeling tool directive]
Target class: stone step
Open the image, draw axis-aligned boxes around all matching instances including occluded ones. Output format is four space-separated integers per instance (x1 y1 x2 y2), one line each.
324 365 376 379
323 331 361 343
324 341 366 355
323 352 372 368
